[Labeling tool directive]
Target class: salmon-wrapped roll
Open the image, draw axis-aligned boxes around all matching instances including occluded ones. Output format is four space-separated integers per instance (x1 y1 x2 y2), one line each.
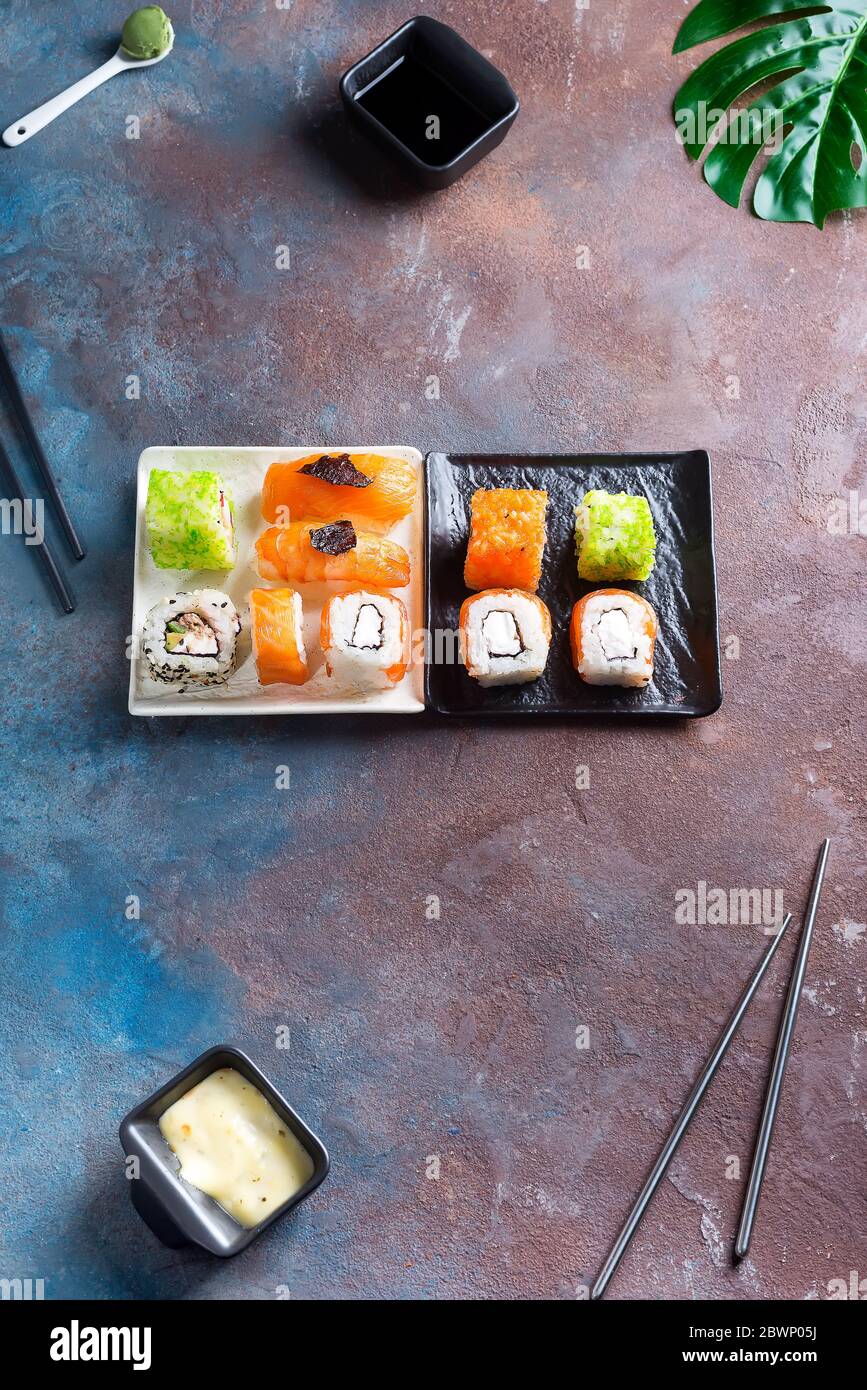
463 487 548 593
255 521 410 588
460 588 552 687
249 587 309 686
570 589 657 687
320 588 409 690
262 453 416 535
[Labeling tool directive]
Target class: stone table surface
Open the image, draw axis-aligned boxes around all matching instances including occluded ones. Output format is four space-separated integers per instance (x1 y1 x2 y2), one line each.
0 0 864 1301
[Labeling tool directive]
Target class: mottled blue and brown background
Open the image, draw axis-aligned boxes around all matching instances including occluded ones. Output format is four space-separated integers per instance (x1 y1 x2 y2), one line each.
1 0 865 1300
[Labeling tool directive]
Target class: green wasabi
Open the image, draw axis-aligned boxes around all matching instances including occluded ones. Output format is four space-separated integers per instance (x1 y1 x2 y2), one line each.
121 6 173 60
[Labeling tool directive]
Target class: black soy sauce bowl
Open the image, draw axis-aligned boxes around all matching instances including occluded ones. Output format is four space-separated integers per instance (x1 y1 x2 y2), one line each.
340 16 519 190
119 1044 329 1257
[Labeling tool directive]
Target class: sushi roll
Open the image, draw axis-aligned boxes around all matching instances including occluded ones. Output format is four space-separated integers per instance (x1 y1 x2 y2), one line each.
249 587 309 686
320 588 409 691
146 470 236 571
574 489 656 581
255 521 410 588
570 589 658 687
262 452 416 535
460 588 552 687
141 588 240 685
464 487 548 593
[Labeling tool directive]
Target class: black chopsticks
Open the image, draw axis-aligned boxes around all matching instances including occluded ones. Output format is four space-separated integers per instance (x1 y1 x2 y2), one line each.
0 330 84 611
0 438 75 613
734 838 831 1261
592 840 831 1298
591 916 791 1301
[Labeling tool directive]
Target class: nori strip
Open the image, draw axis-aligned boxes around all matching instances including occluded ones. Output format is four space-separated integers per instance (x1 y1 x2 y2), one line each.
309 520 357 554
298 454 373 488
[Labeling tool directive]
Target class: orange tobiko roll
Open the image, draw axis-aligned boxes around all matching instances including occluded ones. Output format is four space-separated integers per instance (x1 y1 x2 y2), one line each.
463 487 548 593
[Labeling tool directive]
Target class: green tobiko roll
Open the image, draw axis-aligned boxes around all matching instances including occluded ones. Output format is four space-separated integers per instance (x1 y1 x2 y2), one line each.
574 489 656 581
146 470 236 571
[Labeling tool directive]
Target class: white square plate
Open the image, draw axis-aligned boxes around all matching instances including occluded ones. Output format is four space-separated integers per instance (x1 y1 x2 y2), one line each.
128 446 426 715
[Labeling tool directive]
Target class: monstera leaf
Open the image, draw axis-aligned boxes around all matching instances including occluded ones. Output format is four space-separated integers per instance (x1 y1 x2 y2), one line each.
673 0 867 226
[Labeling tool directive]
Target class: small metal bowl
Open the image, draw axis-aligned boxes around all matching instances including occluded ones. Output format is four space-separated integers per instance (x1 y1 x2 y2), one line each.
340 16 519 190
119 1044 329 1257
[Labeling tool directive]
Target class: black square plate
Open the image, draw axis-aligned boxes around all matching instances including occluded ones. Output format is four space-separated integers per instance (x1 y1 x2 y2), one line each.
424 452 722 718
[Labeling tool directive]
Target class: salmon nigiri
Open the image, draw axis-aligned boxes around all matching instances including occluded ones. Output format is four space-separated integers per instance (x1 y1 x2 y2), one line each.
262 453 416 534
255 521 410 588
249 587 309 686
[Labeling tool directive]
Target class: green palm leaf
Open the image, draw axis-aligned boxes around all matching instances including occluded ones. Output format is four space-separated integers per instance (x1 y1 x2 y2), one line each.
673 0 867 226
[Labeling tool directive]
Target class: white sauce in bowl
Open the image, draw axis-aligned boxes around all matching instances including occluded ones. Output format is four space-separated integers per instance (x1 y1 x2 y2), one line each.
159 1067 314 1227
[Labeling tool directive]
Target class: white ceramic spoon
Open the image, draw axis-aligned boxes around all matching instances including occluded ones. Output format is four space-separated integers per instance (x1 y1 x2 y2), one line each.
2 36 174 147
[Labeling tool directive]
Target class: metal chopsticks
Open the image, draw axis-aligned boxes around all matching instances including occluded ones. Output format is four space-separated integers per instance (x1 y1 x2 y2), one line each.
591 915 792 1300
734 838 831 1262
0 330 85 561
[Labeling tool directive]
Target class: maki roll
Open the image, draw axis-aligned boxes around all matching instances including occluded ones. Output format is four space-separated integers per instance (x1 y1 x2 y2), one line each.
255 521 410 588
570 589 657 687
460 588 552 687
249 587 309 686
141 588 240 685
464 487 548 593
262 453 416 535
146 470 236 571
320 588 409 690
574 489 656 581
